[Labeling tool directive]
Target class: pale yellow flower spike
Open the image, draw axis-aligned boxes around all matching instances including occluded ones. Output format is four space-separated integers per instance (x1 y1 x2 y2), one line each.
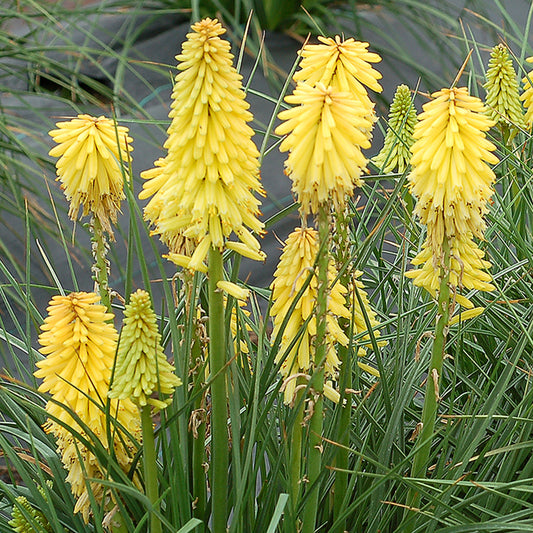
140 18 265 270
406 87 498 304
276 83 372 214
109 289 182 410
271 227 351 405
294 35 382 131
35 292 141 522
520 57 533 128
49 114 133 237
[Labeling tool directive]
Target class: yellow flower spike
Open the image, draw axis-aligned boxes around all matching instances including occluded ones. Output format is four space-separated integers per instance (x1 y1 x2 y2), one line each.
294 35 382 129
271 227 353 405
407 87 498 290
520 56 533 128
49 114 133 237
34 291 141 522
140 18 265 269
109 289 182 409
373 84 417 173
276 83 372 214
484 44 525 135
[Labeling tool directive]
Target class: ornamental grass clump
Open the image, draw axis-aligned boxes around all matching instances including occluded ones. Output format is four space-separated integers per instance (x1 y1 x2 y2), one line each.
373 84 417 173
34 292 141 522
484 44 525 137
140 17 265 272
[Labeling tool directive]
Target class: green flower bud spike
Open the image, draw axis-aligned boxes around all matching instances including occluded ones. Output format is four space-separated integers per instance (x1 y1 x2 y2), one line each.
373 84 417 173
110 289 181 409
484 44 525 139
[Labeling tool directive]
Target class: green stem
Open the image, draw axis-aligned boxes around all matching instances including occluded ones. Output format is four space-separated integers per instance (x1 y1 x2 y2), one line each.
208 246 228 533
91 216 111 310
290 391 304 511
405 240 452 525
333 337 351 530
191 333 207 525
141 405 162 533
301 206 329 533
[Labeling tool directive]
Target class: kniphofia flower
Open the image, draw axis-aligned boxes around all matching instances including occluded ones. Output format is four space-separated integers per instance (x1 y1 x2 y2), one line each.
270 227 350 404
373 84 417 173
35 292 141 521
49 114 133 237
293 35 382 128
109 289 181 409
140 18 265 271
520 56 533 128
484 44 525 135
276 83 372 214
406 87 498 301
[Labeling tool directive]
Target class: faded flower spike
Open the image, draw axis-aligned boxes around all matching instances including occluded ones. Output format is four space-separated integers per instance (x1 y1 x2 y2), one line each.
373 84 417 173
520 56 533 128
109 289 182 409
270 227 350 405
294 35 382 129
276 82 372 214
34 292 141 521
140 18 265 271
407 87 498 302
49 114 133 237
484 44 525 135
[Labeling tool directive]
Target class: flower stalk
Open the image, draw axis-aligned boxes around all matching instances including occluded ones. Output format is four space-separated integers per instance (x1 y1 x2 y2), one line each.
301 206 329 533
208 246 228 533
406 239 451 518
141 404 162 533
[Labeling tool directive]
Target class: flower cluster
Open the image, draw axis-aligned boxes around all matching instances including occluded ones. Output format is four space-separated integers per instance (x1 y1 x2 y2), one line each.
270 227 351 404
276 35 382 214
49 114 133 237
109 289 181 409
520 56 533 128
140 18 265 271
35 292 141 521
484 44 525 135
406 87 498 302
373 84 417 173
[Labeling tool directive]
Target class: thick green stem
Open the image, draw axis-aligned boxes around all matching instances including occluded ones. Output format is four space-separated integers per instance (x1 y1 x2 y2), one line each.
208 247 228 533
191 333 207 525
405 240 452 525
333 337 351 530
91 216 111 310
301 206 329 533
290 391 304 512
141 405 162 533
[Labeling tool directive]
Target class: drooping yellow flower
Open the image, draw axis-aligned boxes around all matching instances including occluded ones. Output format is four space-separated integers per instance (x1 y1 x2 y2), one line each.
276 82 372 214
109 289 181 409
34 292 141 521
139 18 265 271
373 84 417 173
520 56 533 128
270 227 350 404
407 87 498 302
484 44 525 134
48 114 133 237
294 35 382 128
